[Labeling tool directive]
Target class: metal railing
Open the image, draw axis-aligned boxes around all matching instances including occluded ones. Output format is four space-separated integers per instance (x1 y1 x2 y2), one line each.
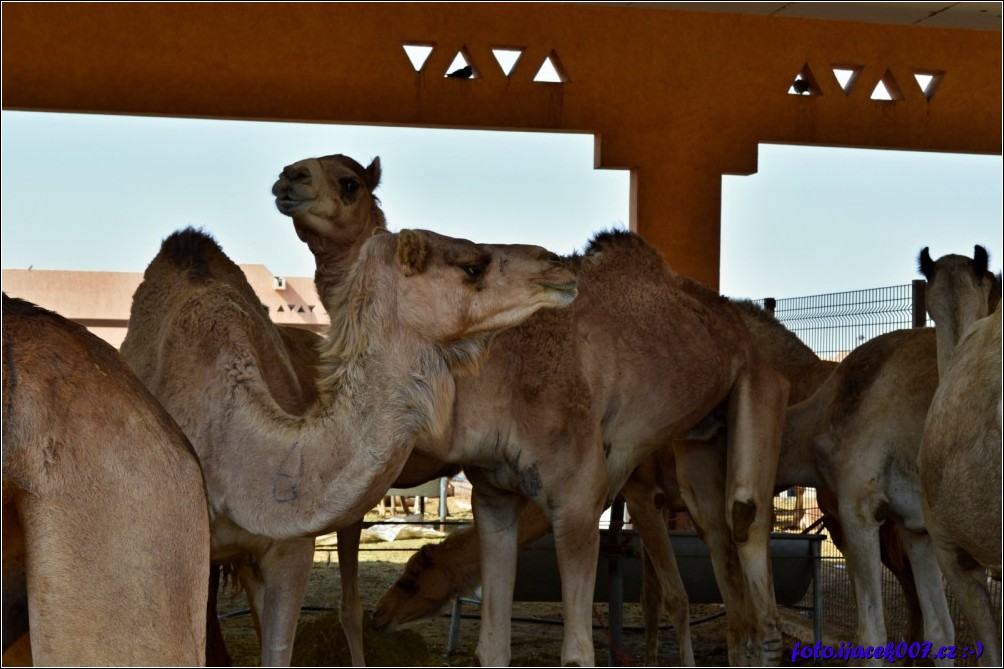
761 280 928 360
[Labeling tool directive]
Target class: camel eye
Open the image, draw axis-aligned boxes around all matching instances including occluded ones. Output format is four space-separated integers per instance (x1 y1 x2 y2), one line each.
340 178 360 195
461 263 487 281
396 579 418 595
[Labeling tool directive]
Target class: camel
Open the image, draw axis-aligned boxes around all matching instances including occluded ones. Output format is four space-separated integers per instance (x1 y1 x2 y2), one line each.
370 298 841 666
118 226 576 666
2 293 211 665
771 246 1000 659
919 301 1002 667
274 153 790 666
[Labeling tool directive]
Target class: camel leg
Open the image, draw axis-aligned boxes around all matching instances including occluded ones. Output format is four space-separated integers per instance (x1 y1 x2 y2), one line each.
257 538 315 666
675 440 752 665
551 490 606 667
792 487 806 530
929 531 1002 666
627 495 694 666
640 544 662 665
835 492 888 654
235 560 266 643
336 521 366 667
2 497 28 654
725 362 787 666
894 524 954 662
469 480 522 667
206 564 233 666
878 520 924 642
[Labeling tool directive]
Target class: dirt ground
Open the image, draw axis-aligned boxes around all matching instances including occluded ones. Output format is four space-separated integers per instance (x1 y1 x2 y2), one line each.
216 499 806 667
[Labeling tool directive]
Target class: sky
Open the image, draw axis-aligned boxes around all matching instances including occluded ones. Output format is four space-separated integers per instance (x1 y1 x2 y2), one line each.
2 110 1001 300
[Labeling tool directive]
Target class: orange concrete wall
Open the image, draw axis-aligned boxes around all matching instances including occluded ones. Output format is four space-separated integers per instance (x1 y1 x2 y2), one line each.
3 3 1000 288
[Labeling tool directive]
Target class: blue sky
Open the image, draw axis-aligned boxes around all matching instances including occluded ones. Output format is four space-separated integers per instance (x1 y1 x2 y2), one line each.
2 110 1001 300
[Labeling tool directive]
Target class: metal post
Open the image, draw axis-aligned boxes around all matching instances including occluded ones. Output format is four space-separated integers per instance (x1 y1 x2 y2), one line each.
764 296 777 317
912 280 928 328
439 476 449 531
812 536 823 649
607 498 625 666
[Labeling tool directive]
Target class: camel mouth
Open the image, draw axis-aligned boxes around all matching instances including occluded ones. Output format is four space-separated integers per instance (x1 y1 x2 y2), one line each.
536 278 579 295
273 197 312 216
371 615 396 635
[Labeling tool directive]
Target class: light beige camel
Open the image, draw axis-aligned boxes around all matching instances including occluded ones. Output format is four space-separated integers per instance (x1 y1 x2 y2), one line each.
275 153 790 666
919 302 1002 667
2 293 211 666
119 226 576 666
274 155 463 665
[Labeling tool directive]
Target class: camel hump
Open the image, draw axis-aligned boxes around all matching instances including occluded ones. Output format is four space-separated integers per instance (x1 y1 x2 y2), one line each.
3 293 91 339
3 292 46 318
157 227 230 283
584 229 652 256
582 229 670 273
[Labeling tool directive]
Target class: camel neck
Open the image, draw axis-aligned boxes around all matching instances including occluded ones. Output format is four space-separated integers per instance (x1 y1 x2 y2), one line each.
934 320 964 377
213 331 455 540
312 238 366 308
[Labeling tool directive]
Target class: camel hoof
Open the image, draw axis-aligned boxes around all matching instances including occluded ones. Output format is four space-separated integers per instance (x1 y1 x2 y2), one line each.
763 637 783 665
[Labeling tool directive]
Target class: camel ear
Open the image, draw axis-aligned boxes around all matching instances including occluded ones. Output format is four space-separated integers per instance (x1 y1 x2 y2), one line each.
397 229 428 276
973 245 990 276
365 157 382 192
918 247 935 280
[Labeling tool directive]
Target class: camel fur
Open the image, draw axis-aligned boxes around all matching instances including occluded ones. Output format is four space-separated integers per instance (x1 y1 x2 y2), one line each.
119 226 576 666
2 294 211 666
275 153 790 666
919 300 1002 664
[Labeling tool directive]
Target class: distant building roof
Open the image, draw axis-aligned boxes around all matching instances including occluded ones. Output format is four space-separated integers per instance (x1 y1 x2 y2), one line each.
2 265 328 348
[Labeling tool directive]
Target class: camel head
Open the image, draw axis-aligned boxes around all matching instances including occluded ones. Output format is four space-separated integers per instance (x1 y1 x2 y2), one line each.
272 154 386 251
322 229 577 383
383 229 577 345
919 245 998 372
372 544 463 632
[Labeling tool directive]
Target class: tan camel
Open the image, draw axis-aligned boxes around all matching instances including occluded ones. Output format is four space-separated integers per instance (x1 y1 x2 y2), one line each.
275 154 790 666
2 293 211 666
119 226 576 666
371 298 839 666
919 302 1002 667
